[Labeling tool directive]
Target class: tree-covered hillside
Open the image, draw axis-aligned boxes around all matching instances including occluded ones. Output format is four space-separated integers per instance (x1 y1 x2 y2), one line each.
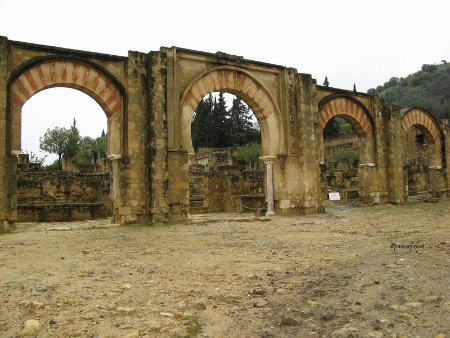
368 61 450 120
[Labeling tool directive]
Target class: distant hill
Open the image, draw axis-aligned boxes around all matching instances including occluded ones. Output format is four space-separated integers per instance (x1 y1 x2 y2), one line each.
368 61 450 120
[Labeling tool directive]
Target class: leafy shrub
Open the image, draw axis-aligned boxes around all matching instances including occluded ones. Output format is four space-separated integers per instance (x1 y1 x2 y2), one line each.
235 142 261 170
335 149 359 166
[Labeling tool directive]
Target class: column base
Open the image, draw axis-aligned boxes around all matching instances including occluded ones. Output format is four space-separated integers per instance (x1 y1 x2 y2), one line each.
265 211 275 217
1 220 16 232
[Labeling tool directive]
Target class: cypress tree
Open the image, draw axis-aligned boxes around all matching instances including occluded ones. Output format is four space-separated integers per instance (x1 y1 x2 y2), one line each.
192 94 215 149
212 92 230 147
228 96 258 146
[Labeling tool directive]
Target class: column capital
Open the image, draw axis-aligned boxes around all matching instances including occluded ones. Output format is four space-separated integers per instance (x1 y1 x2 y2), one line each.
107 154 122 160
259 155 276 165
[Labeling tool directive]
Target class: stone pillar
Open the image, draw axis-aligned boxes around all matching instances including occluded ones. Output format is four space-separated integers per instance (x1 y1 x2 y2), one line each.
357 163 379 204
382 104 405 203
440 120 450 192
108 155 122 223
269 71 324 215
167 150 189 221
108 51 151 224
427 168 445 201
260 156 276 216
147 51 171 222
358 132 379 204
0 36 16 232
429 141 443 169
10 103 21 154
372 97 389 204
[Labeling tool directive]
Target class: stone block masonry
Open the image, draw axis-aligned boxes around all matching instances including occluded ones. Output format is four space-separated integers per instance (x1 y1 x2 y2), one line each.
16 169 111 222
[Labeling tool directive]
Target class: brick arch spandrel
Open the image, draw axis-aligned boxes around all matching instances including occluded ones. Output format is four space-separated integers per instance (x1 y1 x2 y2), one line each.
318 97 373 137
10 60 123 117
9 59 124 157
401 109 440 144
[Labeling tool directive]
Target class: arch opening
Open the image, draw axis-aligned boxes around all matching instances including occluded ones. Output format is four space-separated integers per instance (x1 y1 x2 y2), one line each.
16 87 113 222
8 59 125 223
21 88 107 166
188 91 266 215
9 59 124 157
318 96 375 203
180 68 281 158
401 108 443 200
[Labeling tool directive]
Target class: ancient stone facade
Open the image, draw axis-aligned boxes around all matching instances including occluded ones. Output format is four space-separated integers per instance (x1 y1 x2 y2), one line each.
1 36 450 231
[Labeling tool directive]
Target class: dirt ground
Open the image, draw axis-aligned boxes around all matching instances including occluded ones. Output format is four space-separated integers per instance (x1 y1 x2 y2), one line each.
0 200 449 338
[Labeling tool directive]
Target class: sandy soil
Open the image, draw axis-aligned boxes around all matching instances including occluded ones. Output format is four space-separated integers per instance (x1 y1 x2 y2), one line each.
0 200 449 338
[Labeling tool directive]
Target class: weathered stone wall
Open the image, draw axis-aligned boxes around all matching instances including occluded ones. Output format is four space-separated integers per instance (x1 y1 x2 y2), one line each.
403 128 431 195
276 71 324 214
189 163 265 214
324 134 360 162
0 36 16 231
17 169 111 222
321 134 359 200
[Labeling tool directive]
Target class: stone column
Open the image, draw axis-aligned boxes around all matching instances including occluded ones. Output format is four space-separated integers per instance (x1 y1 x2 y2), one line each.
358 133 378 204
427 168 444 201
260 156 276 216
107 154 122 223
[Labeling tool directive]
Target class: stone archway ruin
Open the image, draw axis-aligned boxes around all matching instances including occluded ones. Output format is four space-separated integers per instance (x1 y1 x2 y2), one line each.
317 95 377 203
1 36 450 231
179 67 282 215
8 58 128 224
401 108 442 168
179 67 281 157
401 108 444 199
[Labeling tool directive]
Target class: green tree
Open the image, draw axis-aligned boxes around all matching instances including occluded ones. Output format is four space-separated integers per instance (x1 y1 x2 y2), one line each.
235 142 261 170
323 76 330 87
74 130 107 165
336 149 359 167
212 92 230 147
97 130 107 159
39 126 70 168
353 83 357 92
63 118 81 159
74 136 96 164
228 96 259 146
192 94 215 149
421 64 438 73
371 61 450 120
323 118 340 138
192 92 261 149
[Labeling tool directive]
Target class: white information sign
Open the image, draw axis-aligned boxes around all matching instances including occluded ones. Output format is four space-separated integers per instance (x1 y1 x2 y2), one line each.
328 192 341 201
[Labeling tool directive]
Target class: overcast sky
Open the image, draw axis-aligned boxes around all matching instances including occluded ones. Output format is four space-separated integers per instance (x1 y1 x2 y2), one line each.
1 0 449 163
